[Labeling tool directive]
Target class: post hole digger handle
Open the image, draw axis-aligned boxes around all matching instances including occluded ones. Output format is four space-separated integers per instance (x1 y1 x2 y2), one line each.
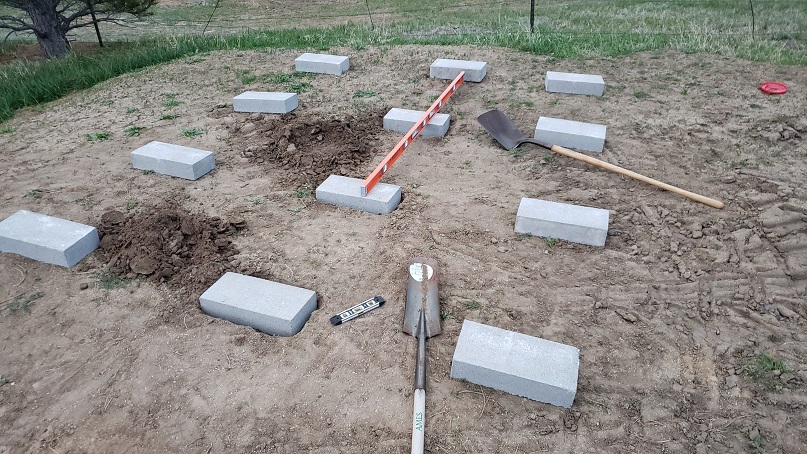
528 139 725 209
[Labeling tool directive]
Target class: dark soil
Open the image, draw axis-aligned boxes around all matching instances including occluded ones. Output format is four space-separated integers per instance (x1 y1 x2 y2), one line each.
228 109 387 188
96 203 246 301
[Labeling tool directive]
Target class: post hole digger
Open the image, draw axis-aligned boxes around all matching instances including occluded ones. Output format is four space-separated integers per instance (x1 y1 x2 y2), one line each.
403 257 441 454
477 109 724 209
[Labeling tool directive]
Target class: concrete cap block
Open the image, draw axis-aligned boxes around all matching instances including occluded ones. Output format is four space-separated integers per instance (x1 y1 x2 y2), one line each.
233 91 298 114
200 272 317 336
316 175 401 215
535 116 606 153
295 53 350 75
430 58 487 82
545 71 605 96
383 108 450 138
131 141 215 180
515 198 609 247
451 320 580 408
0 210 99 267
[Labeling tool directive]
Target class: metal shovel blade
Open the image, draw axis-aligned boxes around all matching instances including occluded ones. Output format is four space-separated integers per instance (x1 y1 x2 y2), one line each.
403 257 441 338
476 109 533 151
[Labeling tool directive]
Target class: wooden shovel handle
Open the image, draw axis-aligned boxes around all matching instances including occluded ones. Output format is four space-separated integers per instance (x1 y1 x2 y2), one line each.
547 144 725 209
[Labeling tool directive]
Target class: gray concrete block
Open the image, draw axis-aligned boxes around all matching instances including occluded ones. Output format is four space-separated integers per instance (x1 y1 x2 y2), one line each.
200 272 316 336
451 320 579 408
316 175 401 215
515 198 609 247
429 58 487 83
131 141 215 180
545 71 605 96
295 53 350 75
0 210 99 268
383 108 450 138
451 320 580 408
534 116 606 153
233 91 298 114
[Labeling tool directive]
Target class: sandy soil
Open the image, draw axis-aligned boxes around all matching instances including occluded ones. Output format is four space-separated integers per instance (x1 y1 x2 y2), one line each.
1 45 806 453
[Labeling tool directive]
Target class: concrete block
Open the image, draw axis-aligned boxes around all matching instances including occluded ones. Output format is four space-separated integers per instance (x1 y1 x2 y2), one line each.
383 108 450 138
451 320 579 408
545 71 605 96
295 53 350 75
200 272 316 336
0 210 99 268
316 175 401 215
515 198 609 247
131 141 215 180
534 117 606 153
430 58 487 83
233 91 298 114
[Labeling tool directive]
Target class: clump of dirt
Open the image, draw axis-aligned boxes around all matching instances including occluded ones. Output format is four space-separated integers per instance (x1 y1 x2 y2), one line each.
229 109 386 187
96 203 246 301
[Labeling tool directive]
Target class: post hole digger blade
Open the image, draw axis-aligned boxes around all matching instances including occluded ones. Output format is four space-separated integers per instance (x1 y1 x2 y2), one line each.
403 257 441 454
476 109 724 209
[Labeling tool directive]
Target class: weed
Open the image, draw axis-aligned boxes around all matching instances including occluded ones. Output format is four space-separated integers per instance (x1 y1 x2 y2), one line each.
251 196 265 206
292 183 313 198
549 98 559 106
633 91 650 100
460 160 472 168
163 93 182 108
2 291 44 314
265 73 293 84
751 434 763 453
440 309 453 320
75 194 100 211
124 126 144 137
545 237 557 247
24 188 44 198
124 200 138 211
0 375 9 386
142 169 155 175
541 154 555 165
126 107 139 114
241 74 257 84
290 82 313 93
463 299 483 311
750 104 762 109
0 125 13 134
746 353 790 390
289 206 306 214
353 90 377 98
182 128 205 138
86 131 111 141
509 147 527 159
186 57 206 64
95 271 133 289
160 114 179 120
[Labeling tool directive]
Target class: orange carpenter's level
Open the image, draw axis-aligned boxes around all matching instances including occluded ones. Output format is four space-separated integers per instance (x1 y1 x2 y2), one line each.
361 72 465 197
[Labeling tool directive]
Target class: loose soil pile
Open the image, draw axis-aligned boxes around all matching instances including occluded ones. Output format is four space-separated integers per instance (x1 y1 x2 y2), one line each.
228 109 386 187
96 203 245 301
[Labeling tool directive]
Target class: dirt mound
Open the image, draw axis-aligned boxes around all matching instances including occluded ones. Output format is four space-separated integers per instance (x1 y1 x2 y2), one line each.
96 204 246 301
229 109 386 187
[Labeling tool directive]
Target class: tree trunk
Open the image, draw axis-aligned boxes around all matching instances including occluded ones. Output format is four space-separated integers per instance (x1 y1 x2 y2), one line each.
26 0 71 58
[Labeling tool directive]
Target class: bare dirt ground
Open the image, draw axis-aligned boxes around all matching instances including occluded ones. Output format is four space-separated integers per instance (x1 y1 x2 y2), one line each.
1 45 806 453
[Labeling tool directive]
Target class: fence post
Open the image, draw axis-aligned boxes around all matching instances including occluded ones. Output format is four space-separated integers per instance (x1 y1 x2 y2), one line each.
530 0 535 33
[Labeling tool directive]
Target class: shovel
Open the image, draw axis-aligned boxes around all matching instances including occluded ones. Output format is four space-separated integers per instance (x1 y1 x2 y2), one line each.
403 257 441 454
477 109 724 209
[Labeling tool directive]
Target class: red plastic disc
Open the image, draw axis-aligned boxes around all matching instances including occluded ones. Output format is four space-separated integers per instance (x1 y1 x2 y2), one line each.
760 81 788 94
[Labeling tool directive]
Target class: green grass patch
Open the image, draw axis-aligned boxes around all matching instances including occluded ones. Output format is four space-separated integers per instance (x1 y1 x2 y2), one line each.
86 131 111 141
182 127 204 137
95 271 134 289
0 125 13 134
159 113 179 120
0 0 805 122
1 291 44 314
124 126 144 137
746 353 790 390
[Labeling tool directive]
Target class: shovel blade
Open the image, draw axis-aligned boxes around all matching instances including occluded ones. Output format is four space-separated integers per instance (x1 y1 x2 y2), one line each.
476 109 529 151
403 257 442 338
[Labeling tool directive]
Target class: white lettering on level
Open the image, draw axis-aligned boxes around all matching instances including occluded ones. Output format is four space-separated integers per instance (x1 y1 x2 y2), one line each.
414 412 424 431
404 140 408 148
382 164 388 173
428 111 434 118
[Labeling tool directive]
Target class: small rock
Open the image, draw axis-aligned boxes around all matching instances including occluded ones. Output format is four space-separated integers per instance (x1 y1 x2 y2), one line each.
490 238 498 244
692 231 703 239
615 309 637 323
780 373 795 383
724 374 739 389
497 247 509 253
776 305 800 319
79 283 89 290
241 123 256 134
594 301 604 309
797 370 807 381
748 427 760 441
223 117 235 127
215 102 227 108
287 143 297 152
248 112 262 121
